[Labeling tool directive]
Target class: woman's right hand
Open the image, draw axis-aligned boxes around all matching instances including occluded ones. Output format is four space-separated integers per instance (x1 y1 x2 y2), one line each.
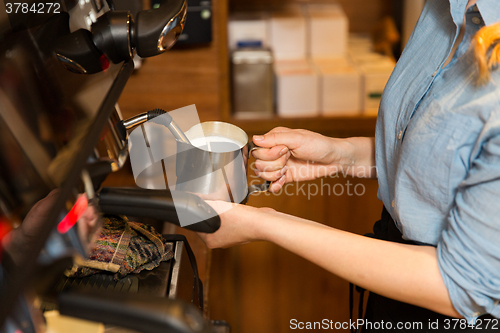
252 128 377 191
251 127 350 192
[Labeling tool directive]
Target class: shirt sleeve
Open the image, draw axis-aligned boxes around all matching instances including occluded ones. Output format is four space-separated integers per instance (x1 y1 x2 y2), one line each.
437 120 500 323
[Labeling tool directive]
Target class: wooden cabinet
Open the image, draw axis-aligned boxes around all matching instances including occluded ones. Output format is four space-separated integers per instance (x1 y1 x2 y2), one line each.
116 0 390 331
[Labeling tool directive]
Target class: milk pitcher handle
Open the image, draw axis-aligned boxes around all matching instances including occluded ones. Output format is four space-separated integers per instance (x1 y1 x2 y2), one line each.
247 142 272 197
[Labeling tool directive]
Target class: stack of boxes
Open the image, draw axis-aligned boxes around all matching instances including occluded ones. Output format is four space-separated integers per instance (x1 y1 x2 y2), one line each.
305 4 355 116
229 4 395 118
348 34 395 116
314 58 362 116
269 7 318 117
274 59 319 117
228 12 270 50
307 5 348 57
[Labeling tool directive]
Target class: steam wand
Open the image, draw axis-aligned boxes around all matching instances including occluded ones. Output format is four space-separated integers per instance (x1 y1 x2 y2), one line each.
118 109 191 144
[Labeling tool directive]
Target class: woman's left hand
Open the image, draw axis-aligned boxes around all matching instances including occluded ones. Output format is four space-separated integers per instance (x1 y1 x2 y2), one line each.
197 201 274 249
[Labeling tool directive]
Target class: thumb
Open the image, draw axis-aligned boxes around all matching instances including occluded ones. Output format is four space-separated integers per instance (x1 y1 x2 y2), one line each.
252 131 302 150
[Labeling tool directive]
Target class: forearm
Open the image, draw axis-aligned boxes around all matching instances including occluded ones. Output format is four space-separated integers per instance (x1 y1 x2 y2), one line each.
332 137 377 179
255 211 460 317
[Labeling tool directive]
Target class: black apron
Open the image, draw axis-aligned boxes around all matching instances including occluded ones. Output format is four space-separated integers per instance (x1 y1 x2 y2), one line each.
354 207 498 333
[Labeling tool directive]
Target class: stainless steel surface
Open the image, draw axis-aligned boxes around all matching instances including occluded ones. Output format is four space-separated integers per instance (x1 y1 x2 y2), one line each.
0 42 122 216
175 121 269 203
0 25 135 326
55 53 88 74
0 89 53 186
81 170 96 200
247 179 270 196
168 121 191 144
94 108 129 172
68 0 109 31
125 13 133 59
185 121 248 148
157 0 188 52
232 48 274 118
123 113 149 130
123 112 190 144
168 241 183 299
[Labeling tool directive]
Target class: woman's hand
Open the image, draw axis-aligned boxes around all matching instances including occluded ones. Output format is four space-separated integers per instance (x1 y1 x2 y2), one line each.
251 127 376 192
198 199 459 318
197 201 275 249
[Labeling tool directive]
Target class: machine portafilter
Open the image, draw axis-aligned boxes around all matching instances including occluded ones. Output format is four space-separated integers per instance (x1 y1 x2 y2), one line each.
52 0 187 73
92 0 187 61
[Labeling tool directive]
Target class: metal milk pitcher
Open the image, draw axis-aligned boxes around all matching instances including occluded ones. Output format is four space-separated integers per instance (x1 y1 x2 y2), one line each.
175 121 269 203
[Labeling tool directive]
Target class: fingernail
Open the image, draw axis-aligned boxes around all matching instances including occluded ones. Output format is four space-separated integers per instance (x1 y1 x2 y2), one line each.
278 174 286 183
281 166 288 176
280 147 289 156
253 135 264 141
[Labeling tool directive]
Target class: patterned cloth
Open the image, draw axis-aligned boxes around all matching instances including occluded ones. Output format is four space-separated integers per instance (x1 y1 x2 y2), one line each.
67 215 174 279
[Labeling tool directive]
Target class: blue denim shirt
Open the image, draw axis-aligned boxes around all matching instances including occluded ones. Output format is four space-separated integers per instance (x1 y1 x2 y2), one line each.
376 0 500 323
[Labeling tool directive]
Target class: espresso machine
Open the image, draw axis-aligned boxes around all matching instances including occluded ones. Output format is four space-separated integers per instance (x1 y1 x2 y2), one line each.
0 0 222 332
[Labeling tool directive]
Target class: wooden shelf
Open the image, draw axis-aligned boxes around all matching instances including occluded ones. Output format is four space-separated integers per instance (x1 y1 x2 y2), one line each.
228 114 378 137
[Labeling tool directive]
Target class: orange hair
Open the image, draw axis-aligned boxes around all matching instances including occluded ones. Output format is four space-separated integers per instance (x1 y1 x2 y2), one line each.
472 22 500 84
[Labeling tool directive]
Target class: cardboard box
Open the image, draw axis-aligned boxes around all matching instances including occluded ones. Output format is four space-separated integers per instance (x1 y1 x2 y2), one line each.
314 58 362 116
353 55 395 115
269 8 307 60
275 60 320 117
348 33 374 55
228 12 270 50
350 52 389 65
304 4 349 59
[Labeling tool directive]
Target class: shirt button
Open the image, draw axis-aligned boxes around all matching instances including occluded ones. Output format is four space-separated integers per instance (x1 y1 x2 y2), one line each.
398 131 403 140
472 17 481 25
391 200 395 208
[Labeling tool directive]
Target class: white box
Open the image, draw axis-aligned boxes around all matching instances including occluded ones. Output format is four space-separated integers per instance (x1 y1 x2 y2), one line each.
314 57 350 68
304 4 349 59
269 8 307 60
228 12 270 50
348 33 374 55
350 52 388 65
314 58 362 116
355 56 395 116
275 60 320 117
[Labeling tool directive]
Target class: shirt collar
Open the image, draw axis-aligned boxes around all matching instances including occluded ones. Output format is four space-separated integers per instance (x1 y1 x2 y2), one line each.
449 0 468 26
448 0 500 27
476 0 500 26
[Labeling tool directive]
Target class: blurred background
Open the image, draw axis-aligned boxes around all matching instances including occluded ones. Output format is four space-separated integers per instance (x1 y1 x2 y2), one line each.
107 0 426 331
